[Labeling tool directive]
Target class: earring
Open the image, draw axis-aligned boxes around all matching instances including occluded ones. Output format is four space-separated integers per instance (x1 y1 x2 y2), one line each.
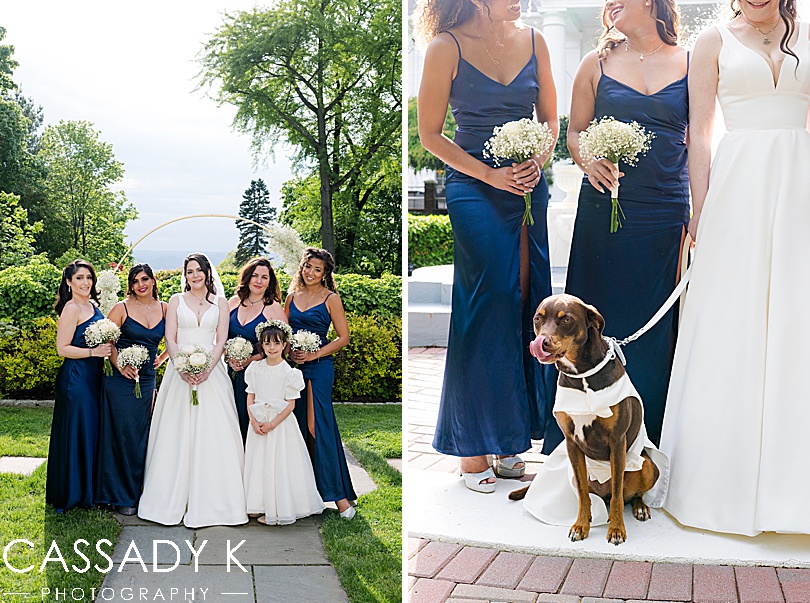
645 1 650 5
67 285 72 294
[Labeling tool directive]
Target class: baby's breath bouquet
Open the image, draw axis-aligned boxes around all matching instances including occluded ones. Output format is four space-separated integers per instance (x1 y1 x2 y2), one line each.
84 318 121 376
291 330 322 354
578 117 654 233
96 269 121 316
483 118 554 226
117 345 150 398
224 336 254 378
173 344 213 405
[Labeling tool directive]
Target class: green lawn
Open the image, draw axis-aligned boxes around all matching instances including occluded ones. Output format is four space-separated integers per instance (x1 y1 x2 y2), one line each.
0 404 402 603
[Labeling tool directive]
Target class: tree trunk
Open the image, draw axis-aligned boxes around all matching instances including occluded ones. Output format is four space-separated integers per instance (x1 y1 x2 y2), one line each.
319 159 335 256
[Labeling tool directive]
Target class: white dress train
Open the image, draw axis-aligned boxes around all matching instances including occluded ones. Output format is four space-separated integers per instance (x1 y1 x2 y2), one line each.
138 297 247 528
660 23 810 536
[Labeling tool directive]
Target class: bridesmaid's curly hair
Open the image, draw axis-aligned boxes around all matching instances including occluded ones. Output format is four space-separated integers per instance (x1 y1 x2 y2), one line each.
54 259 100 316
597 0 681 58
234 257 281 306
730 0 798 66
126 264 159 300
290 248 337 293
413 0 479 49
183 253 217 303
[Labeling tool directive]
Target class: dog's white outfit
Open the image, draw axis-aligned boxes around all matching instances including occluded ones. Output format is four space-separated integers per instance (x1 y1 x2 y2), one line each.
522 372 669 527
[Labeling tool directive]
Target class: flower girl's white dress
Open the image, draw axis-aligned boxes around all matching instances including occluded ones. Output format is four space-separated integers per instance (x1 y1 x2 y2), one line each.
138 297 247 528
243 360 325 524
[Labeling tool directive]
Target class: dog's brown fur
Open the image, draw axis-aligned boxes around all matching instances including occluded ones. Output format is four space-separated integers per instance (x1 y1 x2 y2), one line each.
510 294 660 545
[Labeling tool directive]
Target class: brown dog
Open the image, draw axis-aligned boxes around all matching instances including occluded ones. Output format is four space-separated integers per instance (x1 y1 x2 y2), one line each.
510 294 660 545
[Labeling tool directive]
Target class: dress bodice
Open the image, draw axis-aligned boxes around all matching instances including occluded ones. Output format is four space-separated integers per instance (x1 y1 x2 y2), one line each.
71 307 104 348
228 306 265 344
716 24 810 132
592 62 689 198
288 298 331 349
176 296 219 349
117 304 165 376
445 29 540 180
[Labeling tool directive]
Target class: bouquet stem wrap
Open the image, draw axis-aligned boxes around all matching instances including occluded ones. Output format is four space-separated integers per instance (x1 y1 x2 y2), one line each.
610 180 626 234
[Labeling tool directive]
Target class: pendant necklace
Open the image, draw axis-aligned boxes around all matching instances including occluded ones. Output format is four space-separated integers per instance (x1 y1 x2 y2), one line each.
473 26 505 65
742 15 780 46
624 39 665 60
190 293 207 307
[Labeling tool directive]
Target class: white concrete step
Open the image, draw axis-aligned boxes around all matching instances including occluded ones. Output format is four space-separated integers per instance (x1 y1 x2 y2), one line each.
408 303 451 347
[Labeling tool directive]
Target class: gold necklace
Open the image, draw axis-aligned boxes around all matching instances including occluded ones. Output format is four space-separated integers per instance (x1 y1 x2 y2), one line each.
741 15 780 46
473 26 504 66
624 39 665 60
132 297 156 311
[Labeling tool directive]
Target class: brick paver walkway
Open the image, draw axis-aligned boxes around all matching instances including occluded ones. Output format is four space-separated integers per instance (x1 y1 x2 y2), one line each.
407 347 810 603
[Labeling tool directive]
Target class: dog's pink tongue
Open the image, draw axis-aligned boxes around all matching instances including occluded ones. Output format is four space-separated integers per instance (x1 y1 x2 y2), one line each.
529 335 553 361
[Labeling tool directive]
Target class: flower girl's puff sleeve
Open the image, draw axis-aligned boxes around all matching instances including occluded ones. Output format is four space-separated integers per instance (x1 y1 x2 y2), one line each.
245 363 258 395
285 367 305 400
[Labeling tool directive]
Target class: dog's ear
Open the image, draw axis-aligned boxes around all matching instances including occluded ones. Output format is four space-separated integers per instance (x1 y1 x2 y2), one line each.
585 304 605 335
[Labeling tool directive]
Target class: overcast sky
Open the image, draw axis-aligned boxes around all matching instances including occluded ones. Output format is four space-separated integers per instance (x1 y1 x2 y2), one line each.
3 0 295 255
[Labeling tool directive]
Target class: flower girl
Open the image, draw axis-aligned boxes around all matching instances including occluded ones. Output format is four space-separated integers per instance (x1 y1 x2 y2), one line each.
243 320 325 524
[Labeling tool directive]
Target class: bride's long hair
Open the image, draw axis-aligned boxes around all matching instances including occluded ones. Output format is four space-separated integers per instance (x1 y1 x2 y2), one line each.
597 0 681 58
183 253 217 304
730 0 798 65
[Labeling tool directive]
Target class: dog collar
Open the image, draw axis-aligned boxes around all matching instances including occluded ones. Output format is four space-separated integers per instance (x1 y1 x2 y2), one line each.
558 337 626 380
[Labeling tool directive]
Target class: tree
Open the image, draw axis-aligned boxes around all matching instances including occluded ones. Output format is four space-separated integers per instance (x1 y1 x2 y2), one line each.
40 120 137 265
236 178 277 265
0 192 41 270
198 0 401 257
0 27 18 94
407 96 456 173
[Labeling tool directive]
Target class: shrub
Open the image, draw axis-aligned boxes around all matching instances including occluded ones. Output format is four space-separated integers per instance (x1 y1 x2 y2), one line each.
408 214 454 269
333 273 402 317
0 317 63 399
333 314 402 402
0 256 63 325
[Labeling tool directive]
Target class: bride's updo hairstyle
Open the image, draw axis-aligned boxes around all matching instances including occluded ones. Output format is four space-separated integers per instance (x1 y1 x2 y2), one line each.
127 263 159 301
290 247 337 293
412 0 479 49
597 0 681 58
730 0 798 65
183 253 217 303
55 259 99 315
234 257 281 306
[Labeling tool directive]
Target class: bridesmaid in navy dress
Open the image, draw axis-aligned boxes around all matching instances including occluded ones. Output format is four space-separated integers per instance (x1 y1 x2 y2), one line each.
285 248 357 519
227 257 287 443
95 264 168 515
47 260 113 513
414 0 559 491
566 0 689 445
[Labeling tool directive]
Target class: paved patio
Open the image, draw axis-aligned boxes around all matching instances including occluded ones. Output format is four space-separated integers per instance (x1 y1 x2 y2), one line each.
407 347 810 603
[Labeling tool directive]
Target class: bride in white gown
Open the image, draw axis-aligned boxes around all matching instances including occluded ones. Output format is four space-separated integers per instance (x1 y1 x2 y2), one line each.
138 253 247 528
660 3 810 536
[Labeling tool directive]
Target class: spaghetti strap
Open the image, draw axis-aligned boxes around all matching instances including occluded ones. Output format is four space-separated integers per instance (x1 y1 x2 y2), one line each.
444 31 462 59
531 28 536 53
123 302 129 317
686 50 690 75
599 59 604 74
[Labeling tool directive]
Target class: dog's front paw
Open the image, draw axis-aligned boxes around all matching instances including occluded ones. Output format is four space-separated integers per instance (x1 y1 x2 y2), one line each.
606 524 627 546
568 522 590 541
632 499 651 521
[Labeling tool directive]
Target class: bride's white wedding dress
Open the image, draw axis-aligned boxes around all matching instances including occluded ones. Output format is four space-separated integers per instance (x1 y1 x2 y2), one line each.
138 296 247 528
660 23 810 536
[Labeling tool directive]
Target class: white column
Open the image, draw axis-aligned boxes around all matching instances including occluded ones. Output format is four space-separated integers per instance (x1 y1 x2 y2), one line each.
540 9 568 116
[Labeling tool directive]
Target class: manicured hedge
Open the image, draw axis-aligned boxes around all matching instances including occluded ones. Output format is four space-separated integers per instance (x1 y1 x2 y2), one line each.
408 214 453 269
0 317 61 399
0 257 62 325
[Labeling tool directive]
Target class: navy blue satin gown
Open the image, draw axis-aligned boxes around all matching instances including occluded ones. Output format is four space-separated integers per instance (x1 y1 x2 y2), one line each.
95 304 165 509
565 60 690 445
228 307 265 444
289 297 357 503
46 307 104 512
433 29 560 457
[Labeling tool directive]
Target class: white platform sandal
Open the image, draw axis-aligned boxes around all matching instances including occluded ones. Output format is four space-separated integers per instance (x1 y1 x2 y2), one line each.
493 455 525 478
459 466 497 494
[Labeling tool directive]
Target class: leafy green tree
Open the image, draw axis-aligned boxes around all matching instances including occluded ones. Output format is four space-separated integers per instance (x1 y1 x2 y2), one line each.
0 192 41 270
407 96 456 173
0 27 17 94
198 0 401 257
236 178 277 266
39 120 137 265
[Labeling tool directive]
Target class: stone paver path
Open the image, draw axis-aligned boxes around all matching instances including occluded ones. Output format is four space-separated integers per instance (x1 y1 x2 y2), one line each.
0 455 46 475
407 347 810 603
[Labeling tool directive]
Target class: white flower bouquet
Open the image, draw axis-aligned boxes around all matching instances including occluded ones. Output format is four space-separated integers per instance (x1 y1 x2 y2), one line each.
117 344 150 398
483 118 554 226
84 318 121 376
173 344 213 405
224 336 254 378
578 117 654 233
96 269 121 316
291 330 321 354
